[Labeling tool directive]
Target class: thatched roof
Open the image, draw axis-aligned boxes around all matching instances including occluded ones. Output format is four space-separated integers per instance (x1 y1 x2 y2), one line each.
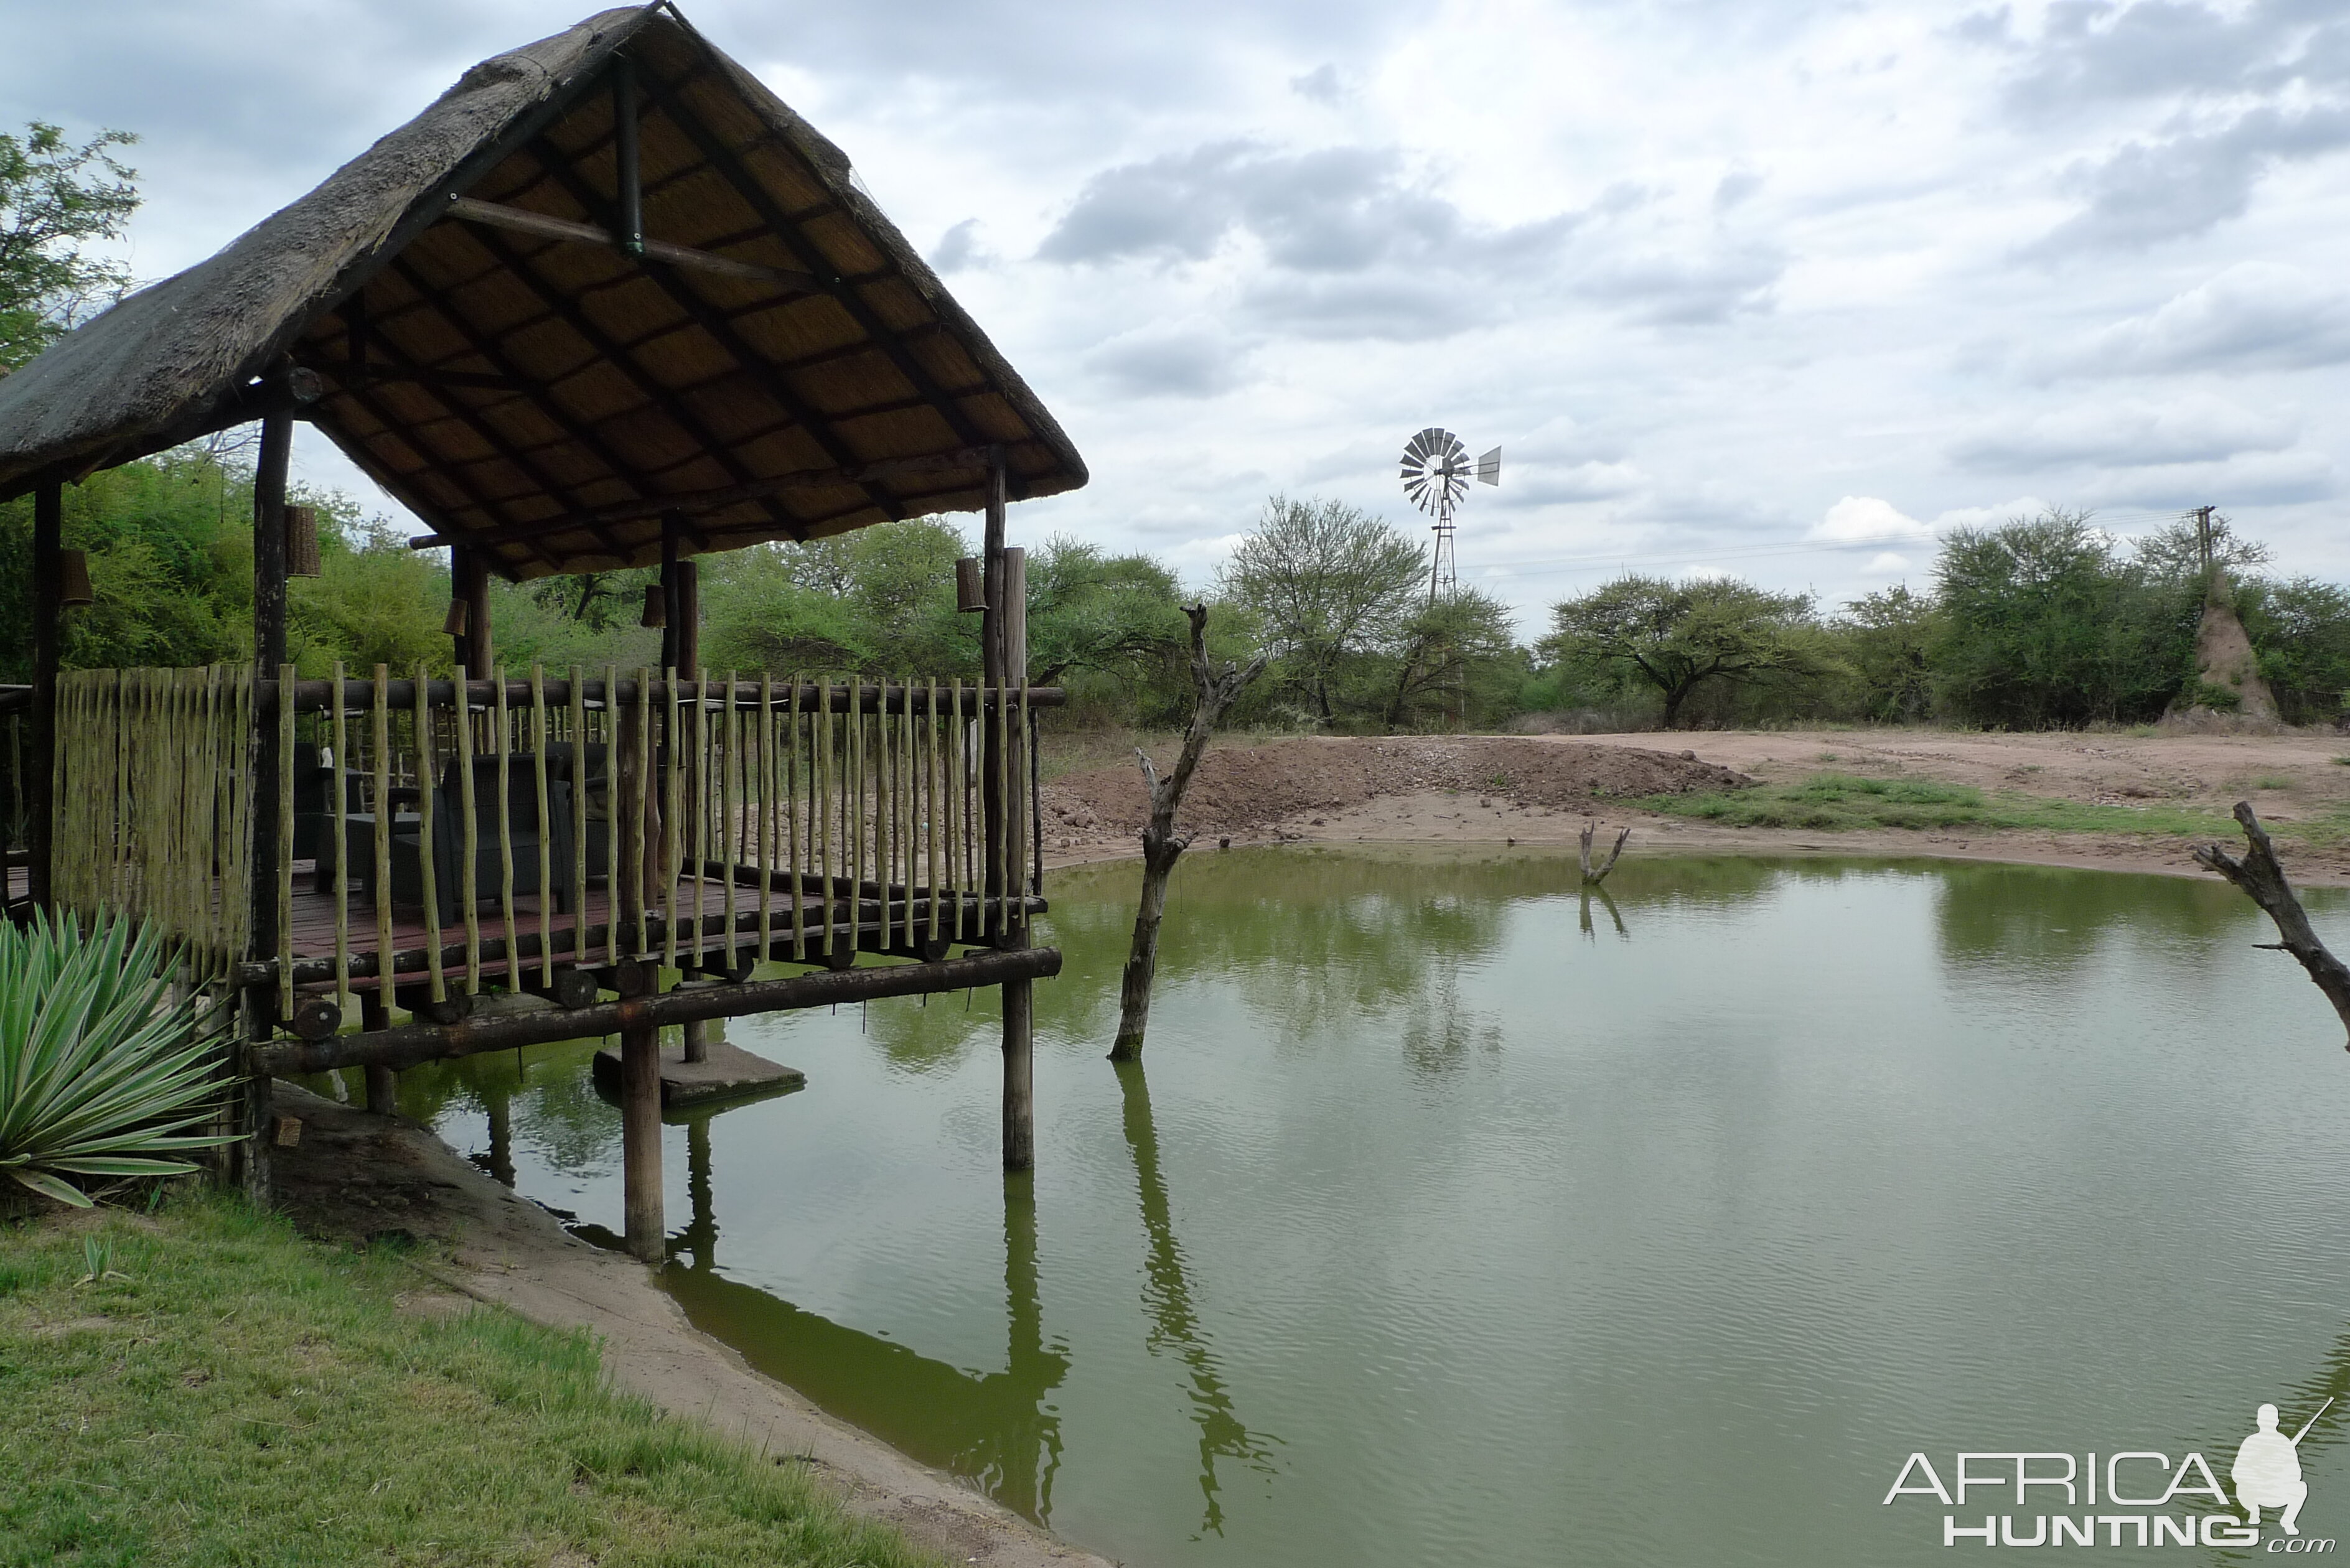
0 4 1085 579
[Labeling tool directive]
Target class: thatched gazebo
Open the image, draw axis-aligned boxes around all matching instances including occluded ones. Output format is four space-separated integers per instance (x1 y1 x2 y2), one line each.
0 3 1082 1253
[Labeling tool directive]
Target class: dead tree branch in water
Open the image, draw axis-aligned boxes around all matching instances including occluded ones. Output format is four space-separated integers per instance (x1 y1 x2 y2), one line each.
2194 801 2350 1047
1580 820 1630 885
1111 605 1270 1062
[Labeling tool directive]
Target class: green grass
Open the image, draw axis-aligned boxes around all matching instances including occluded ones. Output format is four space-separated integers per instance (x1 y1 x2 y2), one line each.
0 1195 935 1568
1644 772 2234 837
2254 776 2295 791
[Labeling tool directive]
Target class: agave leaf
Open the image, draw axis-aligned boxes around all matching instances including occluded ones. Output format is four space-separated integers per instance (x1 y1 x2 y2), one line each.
0 912 241 1206
8 1167 95 1207
42 1155 204 1177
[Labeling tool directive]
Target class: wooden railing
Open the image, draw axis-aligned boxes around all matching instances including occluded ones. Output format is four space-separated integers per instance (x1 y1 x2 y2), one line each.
51 665 1044 1019
50 667 256 978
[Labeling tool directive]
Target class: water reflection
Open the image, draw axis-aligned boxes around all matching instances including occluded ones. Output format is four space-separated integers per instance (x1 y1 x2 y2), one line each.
1116 1061 1281 1533
662 1167 1073 1520
1578 884 1626 941
1932 859 2255 977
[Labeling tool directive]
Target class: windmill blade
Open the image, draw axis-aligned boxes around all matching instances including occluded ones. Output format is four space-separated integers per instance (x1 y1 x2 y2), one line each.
1477 447 1500 485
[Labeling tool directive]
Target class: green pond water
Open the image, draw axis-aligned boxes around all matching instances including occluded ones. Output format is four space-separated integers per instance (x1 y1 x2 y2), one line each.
368 847 2350 1566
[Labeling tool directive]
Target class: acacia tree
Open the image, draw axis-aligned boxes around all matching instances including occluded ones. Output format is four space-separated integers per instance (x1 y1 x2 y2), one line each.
1383 586 1520 729
1219 495 1425 723
1837 584 1938 722
1929 510 2194 727
1023 534 1191 692
0 121 139 371
1543 574 1828 728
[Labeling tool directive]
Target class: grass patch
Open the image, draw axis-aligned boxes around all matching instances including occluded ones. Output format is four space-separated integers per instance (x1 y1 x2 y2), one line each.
1644 772 2235 836
2254 776 2295 791
0 1195 934 1568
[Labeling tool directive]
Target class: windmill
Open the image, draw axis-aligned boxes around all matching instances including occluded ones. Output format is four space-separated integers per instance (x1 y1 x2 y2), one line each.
1399 427 1500 603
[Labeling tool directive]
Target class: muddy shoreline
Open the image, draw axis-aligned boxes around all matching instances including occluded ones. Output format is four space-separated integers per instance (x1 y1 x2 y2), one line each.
1039 729 2350 887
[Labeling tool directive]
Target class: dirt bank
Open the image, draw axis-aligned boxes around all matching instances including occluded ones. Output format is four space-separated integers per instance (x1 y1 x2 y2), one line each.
1040 727 2350 886
1042 735 1744 848
268 1081 1113 1568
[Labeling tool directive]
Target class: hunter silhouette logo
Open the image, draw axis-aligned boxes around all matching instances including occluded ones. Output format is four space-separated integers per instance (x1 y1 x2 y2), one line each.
1884 1396 2338 1549
2237 1399 2329 1538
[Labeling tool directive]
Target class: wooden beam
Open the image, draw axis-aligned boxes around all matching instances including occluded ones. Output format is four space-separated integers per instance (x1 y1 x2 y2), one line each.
518 139 898 524
251 944 1064 1076
252 674 1066 717
633 63 998 457
448 221 810 546
378 256 641 569
400 447 990 550
323 365 571 576
444 195 822 295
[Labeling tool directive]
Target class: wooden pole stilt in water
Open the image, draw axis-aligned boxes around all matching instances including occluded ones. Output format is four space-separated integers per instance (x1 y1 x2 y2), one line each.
26 481 60 913
981 450 1036 1170
617 961 665 1262
1110 605 1270 1062
362 989 397 1114
675 552 701 1075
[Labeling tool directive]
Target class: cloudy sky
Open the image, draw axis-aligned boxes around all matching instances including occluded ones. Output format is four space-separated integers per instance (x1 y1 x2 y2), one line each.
8 0 2348 630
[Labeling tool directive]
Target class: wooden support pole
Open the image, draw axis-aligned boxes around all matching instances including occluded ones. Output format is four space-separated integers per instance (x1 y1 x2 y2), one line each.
618 962 663 1263
459 550 494 680
244 410 294 1206
253 413 292 671
675 558 700 676
659 515 682 673
982 450 1036 1171
361 988 397 1115
26 481 60 911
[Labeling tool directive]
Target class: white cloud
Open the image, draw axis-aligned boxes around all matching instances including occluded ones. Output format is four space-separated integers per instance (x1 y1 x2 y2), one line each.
1810 495 1932 543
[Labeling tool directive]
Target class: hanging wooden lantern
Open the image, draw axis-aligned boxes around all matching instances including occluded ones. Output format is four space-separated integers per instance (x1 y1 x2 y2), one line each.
955 556 985 613
442 597 469 637
58 549 94 607
640 583 667 628
285 505 322 577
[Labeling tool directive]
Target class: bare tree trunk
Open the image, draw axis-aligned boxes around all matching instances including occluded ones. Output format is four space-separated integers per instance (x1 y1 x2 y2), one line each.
2195 801 2350 1046
1111 605 1269 1062
1579 819 1630 884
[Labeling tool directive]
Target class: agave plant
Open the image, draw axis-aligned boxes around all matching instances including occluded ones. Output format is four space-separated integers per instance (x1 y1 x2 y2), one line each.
0 910 240 1206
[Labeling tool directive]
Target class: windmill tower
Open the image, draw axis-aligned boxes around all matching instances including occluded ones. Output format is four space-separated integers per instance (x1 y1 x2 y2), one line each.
1399 427 1500 602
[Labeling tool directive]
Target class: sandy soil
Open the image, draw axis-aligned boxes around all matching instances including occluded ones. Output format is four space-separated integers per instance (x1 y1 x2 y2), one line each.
268 1082 1114 1568
1040 727 2350 885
